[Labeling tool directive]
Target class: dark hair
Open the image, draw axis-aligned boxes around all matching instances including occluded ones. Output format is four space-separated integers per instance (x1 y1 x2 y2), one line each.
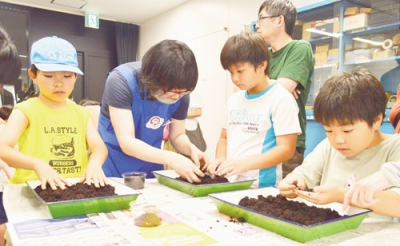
220 32 270 75
0 104 13 121
258 0 297 37
30 64 38 75
0 26 21 84
140 40 198 94
79 99 100 107
314 66 387 127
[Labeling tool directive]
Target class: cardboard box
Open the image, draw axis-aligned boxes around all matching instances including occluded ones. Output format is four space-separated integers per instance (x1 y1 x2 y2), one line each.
327 57 339 65
343 13 369 32
360 8 372 14
314 51 328 66
328 48 339 57
314 51 328 60
374 3 400 15
302 21 314 40
311 21 340 38
314 58 327 67
344 7 359 16
369 11 400 26
345 43 354 51
372 0 400 8
345 49 372 63
372 49 395 59
315 44 330 53
353 37 370 49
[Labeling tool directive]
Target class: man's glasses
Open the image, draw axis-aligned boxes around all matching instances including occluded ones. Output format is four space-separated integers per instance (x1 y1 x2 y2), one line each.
256 15 279 25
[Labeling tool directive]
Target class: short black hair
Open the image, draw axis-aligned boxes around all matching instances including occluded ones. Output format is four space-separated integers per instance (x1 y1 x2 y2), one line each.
314 66 387 127
0 104 13 121
220 32 270 75
0 26 21 84
258 0 297 37
140 40 198 94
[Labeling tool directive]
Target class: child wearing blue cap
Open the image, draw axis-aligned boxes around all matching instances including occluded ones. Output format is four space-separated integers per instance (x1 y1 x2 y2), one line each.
0 36 108 190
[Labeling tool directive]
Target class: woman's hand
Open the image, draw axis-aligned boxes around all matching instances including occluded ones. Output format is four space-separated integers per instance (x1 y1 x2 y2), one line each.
189 143 209 171
166 151 204 183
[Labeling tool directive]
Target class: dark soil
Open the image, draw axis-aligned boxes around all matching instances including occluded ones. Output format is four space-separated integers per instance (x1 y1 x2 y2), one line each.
176 175 229 185
238 194 341 226
34 183 116 202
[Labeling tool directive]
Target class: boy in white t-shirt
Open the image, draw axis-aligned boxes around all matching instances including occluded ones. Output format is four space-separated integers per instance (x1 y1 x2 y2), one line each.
207 32 301 188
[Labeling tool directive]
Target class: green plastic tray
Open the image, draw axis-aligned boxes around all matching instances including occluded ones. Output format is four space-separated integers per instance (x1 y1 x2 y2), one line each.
27 178 140 218
152 170 255 197
209 187 370 243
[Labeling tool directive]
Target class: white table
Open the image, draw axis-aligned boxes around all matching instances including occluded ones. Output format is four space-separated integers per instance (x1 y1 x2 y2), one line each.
4 179 400 246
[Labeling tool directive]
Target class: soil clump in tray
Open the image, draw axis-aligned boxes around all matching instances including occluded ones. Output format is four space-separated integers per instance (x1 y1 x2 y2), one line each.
238 194 341 225
34 183 116 202
176 175 229 184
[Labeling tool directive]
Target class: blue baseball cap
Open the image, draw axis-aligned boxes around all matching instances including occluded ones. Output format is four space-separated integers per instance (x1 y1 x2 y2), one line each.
30 36 83 75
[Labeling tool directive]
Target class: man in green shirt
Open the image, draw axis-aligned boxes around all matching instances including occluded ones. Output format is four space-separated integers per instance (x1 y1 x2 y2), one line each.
256 0 314 177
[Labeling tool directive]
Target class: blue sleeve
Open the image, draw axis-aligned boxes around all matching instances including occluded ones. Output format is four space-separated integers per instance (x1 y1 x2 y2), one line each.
100 70 132 118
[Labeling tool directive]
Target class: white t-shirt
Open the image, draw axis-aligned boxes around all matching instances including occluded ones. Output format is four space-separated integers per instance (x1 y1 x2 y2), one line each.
224 81 301 187
186 90 203 131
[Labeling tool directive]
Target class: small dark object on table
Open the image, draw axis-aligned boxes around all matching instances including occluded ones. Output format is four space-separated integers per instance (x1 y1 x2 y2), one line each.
229 216 246 224
34 183 117 202
176 175 229 184
239 194 342 226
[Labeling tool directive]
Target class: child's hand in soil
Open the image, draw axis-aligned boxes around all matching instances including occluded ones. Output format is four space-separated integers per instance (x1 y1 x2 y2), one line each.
207 158 224 177
166 151 204 183
215 159 248 178
33 160 71 190
80 164 108 188
278 173 306 198
295 185 346 205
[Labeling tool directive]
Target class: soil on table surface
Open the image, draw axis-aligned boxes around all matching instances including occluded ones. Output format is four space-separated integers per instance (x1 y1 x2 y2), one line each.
176 175 229 184
34 183 117 202
239 194 342 226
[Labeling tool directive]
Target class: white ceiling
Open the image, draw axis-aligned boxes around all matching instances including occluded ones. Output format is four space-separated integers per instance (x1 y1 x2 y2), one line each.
0 0 190 25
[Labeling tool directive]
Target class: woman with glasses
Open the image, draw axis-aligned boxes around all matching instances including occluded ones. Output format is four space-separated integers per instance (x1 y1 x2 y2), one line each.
98 39 208 182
